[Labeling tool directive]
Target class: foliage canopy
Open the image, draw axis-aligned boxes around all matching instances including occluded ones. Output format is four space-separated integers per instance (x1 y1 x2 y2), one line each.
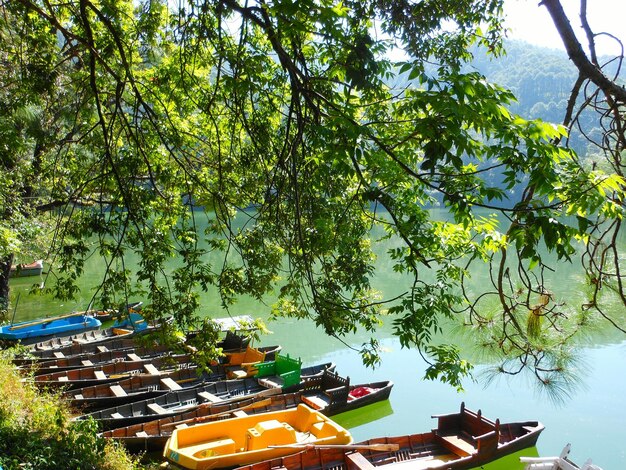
1 0 624 392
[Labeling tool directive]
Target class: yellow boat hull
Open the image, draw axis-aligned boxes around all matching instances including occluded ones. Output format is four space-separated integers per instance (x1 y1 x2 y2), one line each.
164 404 353 469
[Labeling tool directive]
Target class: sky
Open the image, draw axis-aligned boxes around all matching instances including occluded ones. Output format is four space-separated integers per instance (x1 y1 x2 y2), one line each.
503 0 626 56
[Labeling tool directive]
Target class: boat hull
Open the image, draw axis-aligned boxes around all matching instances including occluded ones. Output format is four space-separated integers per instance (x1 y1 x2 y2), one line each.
163 404 352 470
0 314 101 344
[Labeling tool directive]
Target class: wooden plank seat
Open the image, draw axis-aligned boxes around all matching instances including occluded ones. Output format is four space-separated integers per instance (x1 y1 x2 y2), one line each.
110 385 128 397
111 412 124 419
81 360 93 366
160 377 183 391
53 352 65 358
198 391 223 403
346 452 375 470
437 434 476 456
147 403 168 414
93 370 107 380
143 364 160 375
135 431 149 437
301 394 330 410
126 353 142 362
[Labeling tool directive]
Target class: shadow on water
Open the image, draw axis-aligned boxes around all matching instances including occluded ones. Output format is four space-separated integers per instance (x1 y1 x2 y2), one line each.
331 400 394 431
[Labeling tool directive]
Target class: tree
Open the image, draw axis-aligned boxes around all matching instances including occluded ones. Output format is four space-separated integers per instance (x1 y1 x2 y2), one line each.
1 0 623 393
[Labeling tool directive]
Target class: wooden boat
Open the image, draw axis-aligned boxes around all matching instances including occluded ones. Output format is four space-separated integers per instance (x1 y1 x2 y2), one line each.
297 370 393 416
32 353 193 390
9 259 43 277
163 403 353 470
14 337 143 363
234 402 545 470
81 362 335 430
67 366 209 412
27 312 163 352
0 312 102 344
81 378 279 431
102 372 392 452
92 301 143 322
20 344 173 376
520 444 603 470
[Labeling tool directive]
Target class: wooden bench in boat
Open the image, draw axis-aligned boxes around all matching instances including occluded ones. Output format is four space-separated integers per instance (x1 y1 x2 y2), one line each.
160 377 183 391
81 360 93 366
126 353 142 362
53 352 65 358
301 394 329 410
346 452 375 469
96 346 109 353
110 385 127 397
147 403 168 415
94 370 107 380
198 391 222 403
143 364 160 375
135 431 149 437
111 412 124 419
435 433 475 456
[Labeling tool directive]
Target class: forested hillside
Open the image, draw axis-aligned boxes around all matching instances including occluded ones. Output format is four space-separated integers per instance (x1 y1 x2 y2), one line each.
469 40 624 156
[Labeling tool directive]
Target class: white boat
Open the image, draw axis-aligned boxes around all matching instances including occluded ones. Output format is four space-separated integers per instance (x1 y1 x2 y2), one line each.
521 444 603 470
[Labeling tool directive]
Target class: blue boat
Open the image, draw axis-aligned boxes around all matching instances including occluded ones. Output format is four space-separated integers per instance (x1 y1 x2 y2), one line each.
0 313 102 344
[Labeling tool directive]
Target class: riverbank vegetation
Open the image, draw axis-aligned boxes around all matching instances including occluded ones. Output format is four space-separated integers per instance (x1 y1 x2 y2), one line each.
0 349 149 470
0 0 624 395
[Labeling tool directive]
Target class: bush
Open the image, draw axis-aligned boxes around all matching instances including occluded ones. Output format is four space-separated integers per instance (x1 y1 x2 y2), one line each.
0 349 147 470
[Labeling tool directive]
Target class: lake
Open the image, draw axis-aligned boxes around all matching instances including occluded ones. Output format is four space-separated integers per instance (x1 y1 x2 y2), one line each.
6 211 624 470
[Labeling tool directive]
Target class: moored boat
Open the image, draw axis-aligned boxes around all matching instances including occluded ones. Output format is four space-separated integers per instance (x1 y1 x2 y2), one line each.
9 259 43 277
234 402 544 470
19 345 173 376
163 403 353 470
520 444 603 470
32 353 193 390
80 362 335 430
27 312 163 352
81 377 280 431
297 370 393 416
102 372 392 452
0 312 102 345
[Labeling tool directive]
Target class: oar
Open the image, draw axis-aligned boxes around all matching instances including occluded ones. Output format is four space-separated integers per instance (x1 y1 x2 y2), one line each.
9 311 87 330
268 443 400 452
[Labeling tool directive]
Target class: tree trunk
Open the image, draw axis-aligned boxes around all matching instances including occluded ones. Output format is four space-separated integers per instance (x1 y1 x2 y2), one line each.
0 254 13 316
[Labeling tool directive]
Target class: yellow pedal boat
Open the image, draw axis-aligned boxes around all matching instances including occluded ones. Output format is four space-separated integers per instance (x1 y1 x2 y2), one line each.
163 403 353 469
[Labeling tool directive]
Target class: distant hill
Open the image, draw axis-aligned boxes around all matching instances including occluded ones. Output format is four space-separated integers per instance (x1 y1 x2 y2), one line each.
467 40 625 155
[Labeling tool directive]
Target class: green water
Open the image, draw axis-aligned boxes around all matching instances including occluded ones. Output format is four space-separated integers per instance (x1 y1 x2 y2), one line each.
6 213 623 470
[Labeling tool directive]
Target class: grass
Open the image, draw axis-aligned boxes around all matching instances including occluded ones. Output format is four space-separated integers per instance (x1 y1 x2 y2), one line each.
0 349 158 470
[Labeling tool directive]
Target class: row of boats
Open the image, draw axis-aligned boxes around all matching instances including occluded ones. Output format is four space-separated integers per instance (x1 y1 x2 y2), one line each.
3 310 601 469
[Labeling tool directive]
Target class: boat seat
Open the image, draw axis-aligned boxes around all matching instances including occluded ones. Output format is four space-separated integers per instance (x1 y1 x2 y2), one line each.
143 364 160 375
74 393 84 399
232 410 248 417
53 352 65 358
111 412 124 419
126 353 142 362
96 346 109 353
135 431 149 437
81 360 93 366
110 385 127 397
198 391 223 403
58 376 69 381
301 394 329 410
94 370 107 380
228 368 249 379
258 376 284 388
436 434 475 456
160 377 183 391
147 403 168 414
346 452 375 470
182 438 236 459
